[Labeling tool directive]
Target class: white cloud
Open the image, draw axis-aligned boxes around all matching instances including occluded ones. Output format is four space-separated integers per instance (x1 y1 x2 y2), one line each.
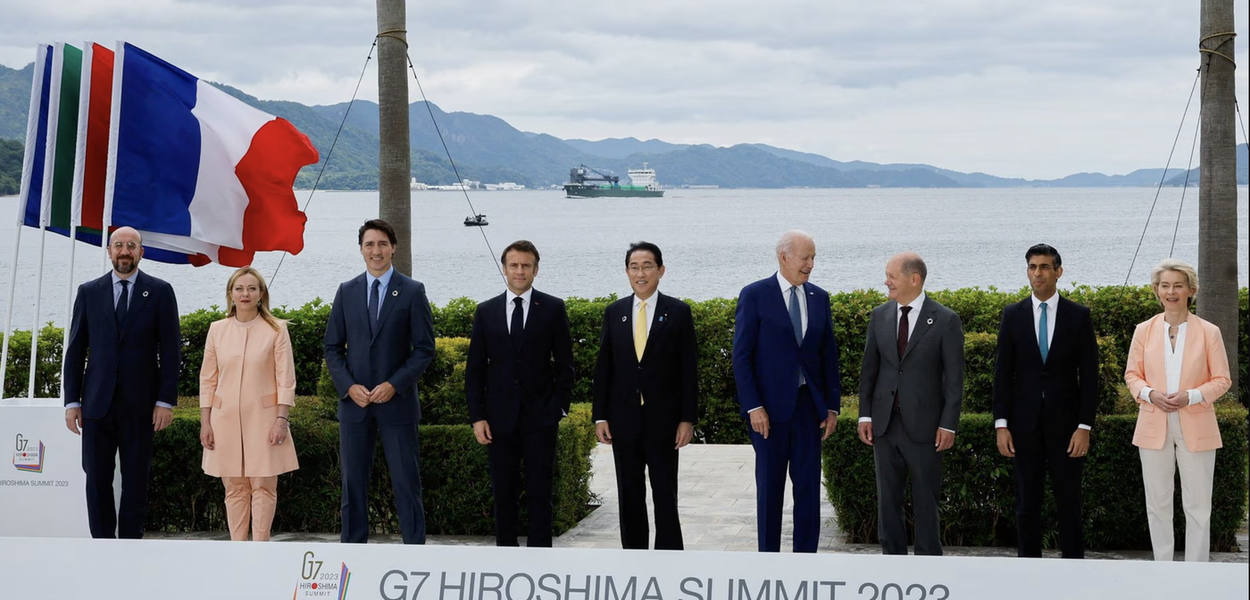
1 0 1246 179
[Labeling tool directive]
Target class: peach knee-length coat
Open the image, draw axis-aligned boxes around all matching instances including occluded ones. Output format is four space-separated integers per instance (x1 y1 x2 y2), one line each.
199 317 299 477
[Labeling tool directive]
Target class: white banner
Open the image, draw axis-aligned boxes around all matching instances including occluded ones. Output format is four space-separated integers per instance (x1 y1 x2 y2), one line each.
0 398 90 537
0 537 1245 600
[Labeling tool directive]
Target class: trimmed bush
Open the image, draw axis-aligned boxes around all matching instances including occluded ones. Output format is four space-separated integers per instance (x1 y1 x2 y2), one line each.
822 404 1249 551
1 323 62 398
148 399 597 536
10 286 1247 413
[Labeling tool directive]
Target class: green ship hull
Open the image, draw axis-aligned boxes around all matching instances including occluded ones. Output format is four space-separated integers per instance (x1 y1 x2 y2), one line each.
564 184 664 198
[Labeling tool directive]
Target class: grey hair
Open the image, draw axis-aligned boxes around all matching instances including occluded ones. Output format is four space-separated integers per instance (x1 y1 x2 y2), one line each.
775 230 812 256
1150 258 1199 298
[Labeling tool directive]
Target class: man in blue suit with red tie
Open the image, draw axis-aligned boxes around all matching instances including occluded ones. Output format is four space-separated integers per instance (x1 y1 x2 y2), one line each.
63 226 181 539
733 230 841 553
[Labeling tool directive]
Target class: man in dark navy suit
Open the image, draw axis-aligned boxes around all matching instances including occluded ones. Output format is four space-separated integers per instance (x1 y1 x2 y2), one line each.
592 241 698 550
63 226 181 539
466 240 575 547
325 219 436 544
993 243 1097 558
733 230 841 553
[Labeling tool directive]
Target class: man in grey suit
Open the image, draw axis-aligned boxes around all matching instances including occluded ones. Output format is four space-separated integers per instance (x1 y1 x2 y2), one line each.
857 252 964 555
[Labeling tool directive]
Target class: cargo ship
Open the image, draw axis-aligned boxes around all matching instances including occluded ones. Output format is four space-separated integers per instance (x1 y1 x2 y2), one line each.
563 163 664 198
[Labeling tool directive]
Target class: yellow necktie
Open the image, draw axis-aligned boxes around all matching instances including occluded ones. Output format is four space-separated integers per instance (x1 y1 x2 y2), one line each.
635 300 648 360
635 301 647 405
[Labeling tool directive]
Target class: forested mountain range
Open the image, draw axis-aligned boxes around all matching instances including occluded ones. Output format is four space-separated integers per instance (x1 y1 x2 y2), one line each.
2 61 1246 193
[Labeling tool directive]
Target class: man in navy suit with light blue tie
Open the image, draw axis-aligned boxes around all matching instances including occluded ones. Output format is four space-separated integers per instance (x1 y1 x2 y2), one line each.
325 219 436 544
733 230 841 553
63 226 181 539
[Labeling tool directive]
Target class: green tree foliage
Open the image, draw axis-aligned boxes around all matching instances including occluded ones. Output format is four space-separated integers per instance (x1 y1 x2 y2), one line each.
0 138 23 196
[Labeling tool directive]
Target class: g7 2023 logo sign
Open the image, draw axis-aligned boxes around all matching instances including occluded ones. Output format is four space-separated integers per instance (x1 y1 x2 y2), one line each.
12 434 44 473
295 551 350 600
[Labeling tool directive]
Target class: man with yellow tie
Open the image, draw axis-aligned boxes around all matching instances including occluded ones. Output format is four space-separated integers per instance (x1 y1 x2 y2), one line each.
592 241 699 550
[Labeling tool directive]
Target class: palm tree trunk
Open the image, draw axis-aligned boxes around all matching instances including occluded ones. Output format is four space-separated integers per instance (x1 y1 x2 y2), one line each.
1197 0 1239 400
377 0 412 276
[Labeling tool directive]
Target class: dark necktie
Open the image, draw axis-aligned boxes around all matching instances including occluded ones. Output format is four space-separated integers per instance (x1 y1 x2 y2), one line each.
510 297 525 349
788 286 803 345
789 286 806 386
368 279 380 336
115 280 130 327
894 305 912 412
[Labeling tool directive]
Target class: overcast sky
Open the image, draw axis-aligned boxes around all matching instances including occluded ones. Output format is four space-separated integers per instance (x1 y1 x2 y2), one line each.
3 0 1247 179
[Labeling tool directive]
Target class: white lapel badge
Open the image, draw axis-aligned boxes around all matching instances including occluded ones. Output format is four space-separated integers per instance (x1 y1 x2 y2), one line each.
927 318 933 325
142 291 149 298
621 316 628 322
392 290 399 297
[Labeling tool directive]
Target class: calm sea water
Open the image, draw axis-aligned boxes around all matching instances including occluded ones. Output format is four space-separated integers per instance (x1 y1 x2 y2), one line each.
0 187 1246 328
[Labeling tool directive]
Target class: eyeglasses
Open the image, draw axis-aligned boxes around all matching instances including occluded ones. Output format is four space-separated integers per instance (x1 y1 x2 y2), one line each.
111 242 139 251
628 264 658 274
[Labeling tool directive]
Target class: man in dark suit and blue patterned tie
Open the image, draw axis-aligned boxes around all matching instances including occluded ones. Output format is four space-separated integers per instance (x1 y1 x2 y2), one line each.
733 230 841 553
324 219 436 544
63 226 181 539
466 240 576 547
993 243 1097 558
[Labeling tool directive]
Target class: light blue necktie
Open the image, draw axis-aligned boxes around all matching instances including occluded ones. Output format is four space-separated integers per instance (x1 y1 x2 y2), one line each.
1038 301 1049 363
788 286 803 345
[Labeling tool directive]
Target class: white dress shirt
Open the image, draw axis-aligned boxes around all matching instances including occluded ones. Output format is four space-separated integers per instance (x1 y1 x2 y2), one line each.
1138 321 1204 406
506 287 534 332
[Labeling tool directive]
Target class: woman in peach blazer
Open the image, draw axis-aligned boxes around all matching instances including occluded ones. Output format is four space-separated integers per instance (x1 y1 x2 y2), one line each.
1124 258 1231 562
199 267 299 541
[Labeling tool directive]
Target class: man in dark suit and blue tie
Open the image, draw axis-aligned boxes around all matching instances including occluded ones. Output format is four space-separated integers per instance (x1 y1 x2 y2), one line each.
592 241 699 550
857 252 964 555
466 240 576 547
63 226 181 539
993 243 1097 558
324 219 436 544
733 230 840 553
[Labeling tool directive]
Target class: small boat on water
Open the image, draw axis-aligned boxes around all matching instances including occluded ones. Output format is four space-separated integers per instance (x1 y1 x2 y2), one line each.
464 214 488 227
564 163 664 198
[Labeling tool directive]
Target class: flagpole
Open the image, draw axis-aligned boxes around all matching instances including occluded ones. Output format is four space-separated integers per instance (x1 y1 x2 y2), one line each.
26 44 68 398
1 44 50 399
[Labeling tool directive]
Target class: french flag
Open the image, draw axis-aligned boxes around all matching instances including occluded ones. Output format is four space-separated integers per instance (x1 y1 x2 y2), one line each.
105 42 318 265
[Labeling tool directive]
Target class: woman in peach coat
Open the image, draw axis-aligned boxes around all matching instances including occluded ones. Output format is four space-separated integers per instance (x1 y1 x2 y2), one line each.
199 267 299 541
1124 258 1231 562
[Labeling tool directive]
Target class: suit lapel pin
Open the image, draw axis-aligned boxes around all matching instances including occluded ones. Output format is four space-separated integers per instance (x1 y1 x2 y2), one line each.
621 316 628 322
142 290 149 298
927 318 933 325
659 315 667 322
392 290 399 297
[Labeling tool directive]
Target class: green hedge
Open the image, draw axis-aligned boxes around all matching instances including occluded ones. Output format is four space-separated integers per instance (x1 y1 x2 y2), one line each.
822 405 1249 551
6 285 1247 410
147 400 598 536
